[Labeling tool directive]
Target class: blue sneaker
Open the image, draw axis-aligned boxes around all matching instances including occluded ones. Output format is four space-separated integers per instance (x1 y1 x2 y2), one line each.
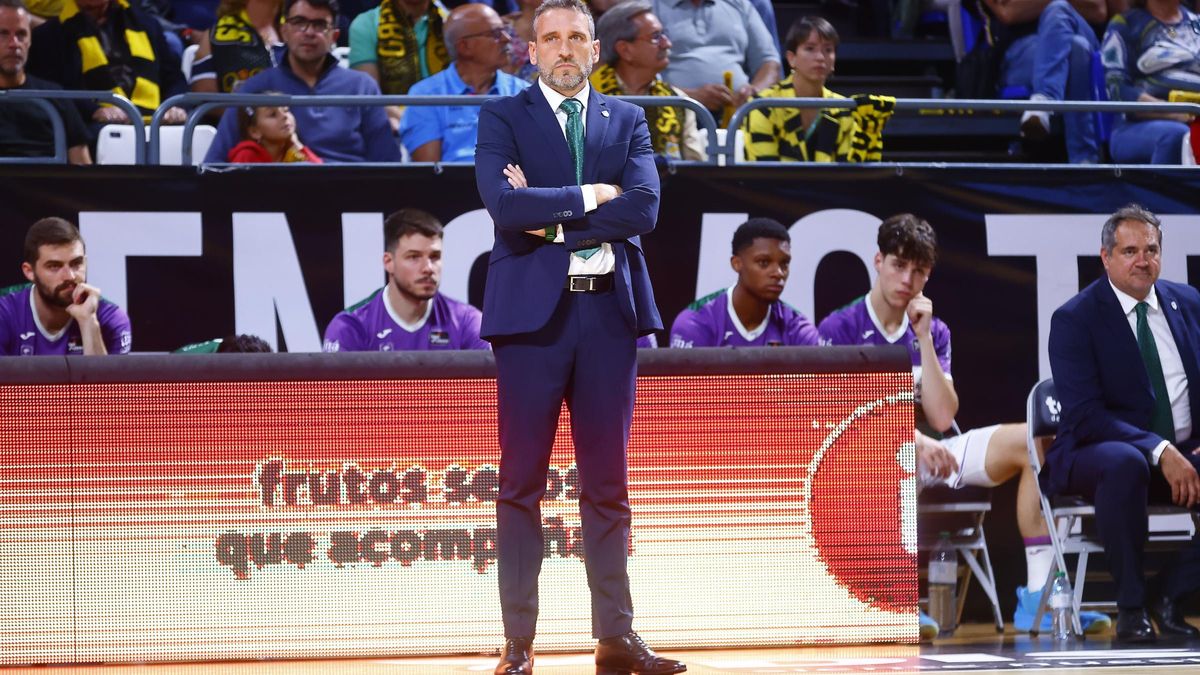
919 610 939 641
1013 585 1112 634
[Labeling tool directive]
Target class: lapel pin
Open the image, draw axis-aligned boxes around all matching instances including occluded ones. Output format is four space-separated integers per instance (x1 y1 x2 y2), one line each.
601 110 610 118
1172 301 1178 310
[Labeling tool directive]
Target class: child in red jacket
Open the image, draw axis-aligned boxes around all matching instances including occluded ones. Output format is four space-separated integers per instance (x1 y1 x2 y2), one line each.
228 101 322 164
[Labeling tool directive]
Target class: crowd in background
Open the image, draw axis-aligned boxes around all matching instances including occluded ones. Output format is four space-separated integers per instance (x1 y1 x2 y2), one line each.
5 0 1200 164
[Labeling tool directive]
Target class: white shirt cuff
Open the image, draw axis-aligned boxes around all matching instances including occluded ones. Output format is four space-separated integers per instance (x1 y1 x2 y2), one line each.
581 184 597 212
554 225 564 243
1151 440 1170 466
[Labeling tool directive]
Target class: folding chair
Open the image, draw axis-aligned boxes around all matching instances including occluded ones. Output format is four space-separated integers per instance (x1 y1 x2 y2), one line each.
1025 378 1199 636
918 421 1005 632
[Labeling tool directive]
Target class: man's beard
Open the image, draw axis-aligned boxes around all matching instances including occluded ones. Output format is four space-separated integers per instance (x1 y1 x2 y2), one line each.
36 277 76 309
539 57 591 91
392 273 437 302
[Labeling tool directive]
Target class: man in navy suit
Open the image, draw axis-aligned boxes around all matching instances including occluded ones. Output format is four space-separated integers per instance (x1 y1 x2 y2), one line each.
474 1 681 673
1047 204 1200 643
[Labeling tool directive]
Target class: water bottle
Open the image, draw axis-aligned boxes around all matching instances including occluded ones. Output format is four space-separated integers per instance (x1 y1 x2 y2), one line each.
928 531 957 636
1050 571 1077 640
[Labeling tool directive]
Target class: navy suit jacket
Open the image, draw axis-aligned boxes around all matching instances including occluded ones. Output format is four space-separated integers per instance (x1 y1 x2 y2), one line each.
1044 276 1200 496
474 83 662 339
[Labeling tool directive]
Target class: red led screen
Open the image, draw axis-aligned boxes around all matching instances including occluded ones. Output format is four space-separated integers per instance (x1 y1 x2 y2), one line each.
0 372 915 665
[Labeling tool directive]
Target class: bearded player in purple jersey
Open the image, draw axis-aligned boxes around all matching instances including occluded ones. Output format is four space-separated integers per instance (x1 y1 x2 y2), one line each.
818 213 1110 636
323 209 489 353
0 217 131 356
669 218 819 348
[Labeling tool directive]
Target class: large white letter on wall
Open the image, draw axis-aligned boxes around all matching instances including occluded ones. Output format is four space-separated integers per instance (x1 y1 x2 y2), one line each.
440 209 495 304
784 209 881 321
341 213 385 307
79 211 203 312
233 213 320 352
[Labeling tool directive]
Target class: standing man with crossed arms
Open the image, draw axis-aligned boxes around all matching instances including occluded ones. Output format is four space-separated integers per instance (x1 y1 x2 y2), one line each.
474 1 684 673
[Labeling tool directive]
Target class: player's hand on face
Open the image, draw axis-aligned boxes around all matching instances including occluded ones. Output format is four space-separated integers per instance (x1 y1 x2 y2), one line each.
64 282 101 321
916 431 958 479
1162 445 1200 508
907 293 933 340
504 163 528 189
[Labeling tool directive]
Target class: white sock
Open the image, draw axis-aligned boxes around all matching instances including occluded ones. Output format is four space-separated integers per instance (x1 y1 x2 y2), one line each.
1025 544 1054 591
1021 93 1052 129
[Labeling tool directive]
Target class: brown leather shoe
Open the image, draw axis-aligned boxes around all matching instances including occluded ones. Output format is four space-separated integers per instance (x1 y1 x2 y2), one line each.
495 637 533 675
595 632 686 674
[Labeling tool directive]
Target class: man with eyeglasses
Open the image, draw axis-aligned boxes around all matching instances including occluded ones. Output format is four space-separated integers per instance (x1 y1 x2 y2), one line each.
590 0 704 162
204 0 401 163
399 3 529 162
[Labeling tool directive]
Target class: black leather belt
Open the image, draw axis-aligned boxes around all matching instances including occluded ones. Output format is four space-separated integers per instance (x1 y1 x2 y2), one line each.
565 273 614 293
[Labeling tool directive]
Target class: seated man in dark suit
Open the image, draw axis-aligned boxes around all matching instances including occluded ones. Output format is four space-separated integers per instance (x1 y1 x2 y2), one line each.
1047 203 1200 642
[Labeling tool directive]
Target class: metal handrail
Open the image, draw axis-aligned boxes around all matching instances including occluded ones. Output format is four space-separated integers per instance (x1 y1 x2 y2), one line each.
723 97 1200 165
151 92 720 165
0 90 143 164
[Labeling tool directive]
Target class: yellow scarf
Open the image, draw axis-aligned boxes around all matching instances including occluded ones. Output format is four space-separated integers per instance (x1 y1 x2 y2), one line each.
590 64 684 159
60 0 160 116
376 0 448 95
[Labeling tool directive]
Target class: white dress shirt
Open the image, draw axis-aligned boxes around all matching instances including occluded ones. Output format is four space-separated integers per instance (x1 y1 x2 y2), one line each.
537 78 615 276
1110 281 1193 464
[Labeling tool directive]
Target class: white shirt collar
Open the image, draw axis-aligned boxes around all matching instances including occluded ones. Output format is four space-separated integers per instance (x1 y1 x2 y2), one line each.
383 287 434 333
1109 279 1159 317
538 77 590 116
29 285 68 342
865 292 908 344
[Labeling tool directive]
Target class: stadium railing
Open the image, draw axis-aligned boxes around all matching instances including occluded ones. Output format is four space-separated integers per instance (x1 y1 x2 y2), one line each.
150 92 720 166
8 90 1200 166
0 89 144 164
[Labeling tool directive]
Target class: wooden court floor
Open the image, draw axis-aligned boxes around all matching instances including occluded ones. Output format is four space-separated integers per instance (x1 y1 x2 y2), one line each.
7 624 1200 674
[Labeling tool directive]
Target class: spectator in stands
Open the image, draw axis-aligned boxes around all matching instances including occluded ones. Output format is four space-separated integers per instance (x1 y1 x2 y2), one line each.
817 213 1112 637
229 100 322 161
988 0 1118 164
175 333 273 352
743 16 894 162
27 0 187 127
323 208 487 352
653 0 780 118
0 0 91 162
1103 0 1200 164
501 0 536 80
590 0 705 161
205 0 401 163
1046 204 1200 642
189 0 282 93
669 218 819 348
349 0 448 129
399 3 527 161
0 217 131 356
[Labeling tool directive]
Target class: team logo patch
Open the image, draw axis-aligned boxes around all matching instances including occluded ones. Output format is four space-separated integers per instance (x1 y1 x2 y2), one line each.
429 330 450 347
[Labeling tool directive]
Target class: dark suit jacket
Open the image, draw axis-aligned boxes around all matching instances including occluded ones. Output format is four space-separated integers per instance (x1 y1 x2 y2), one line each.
474 82 662 339
1044 275 1200 496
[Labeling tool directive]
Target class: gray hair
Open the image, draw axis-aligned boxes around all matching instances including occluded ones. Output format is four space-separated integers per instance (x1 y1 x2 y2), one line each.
596 1 652 65
1102 203 1162 253
533 0 594 41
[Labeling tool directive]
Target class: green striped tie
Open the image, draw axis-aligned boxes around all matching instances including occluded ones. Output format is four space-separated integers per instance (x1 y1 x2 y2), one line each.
559 98 599 260
1136 301 1175 443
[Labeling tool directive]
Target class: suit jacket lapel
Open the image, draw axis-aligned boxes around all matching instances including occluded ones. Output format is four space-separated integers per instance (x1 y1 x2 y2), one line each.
1158 282 1200 395
524 83 575 181
1097 277 1151 394
583 89 611 184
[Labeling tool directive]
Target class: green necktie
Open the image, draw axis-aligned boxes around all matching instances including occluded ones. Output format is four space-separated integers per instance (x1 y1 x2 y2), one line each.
1136 301 1176 443
559 98 599 260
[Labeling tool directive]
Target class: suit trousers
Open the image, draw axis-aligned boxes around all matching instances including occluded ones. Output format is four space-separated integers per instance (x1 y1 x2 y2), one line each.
492 286 637 640
1066 440 1200 608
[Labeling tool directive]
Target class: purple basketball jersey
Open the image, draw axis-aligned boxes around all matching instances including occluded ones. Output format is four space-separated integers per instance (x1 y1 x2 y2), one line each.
0 285 132 356
669 287 820 348
322 289 488 352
